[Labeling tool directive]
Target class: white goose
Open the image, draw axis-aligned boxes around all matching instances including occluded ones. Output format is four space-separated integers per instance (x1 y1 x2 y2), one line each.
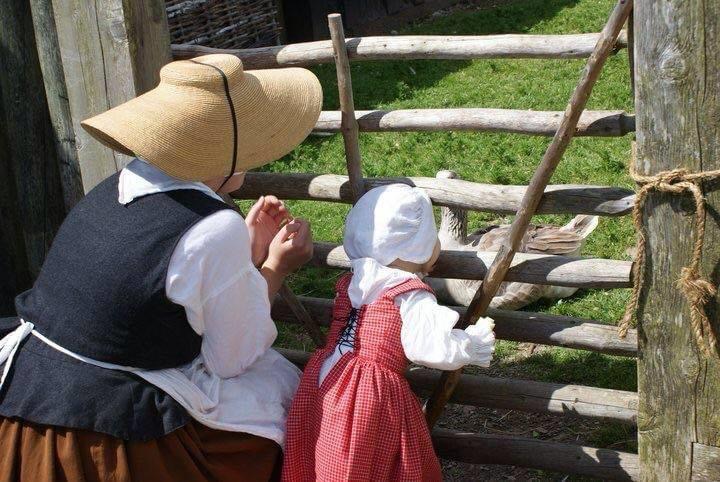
427 171 599 310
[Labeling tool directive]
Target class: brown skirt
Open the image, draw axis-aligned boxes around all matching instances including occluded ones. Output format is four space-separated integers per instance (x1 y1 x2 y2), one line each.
0 417 281 482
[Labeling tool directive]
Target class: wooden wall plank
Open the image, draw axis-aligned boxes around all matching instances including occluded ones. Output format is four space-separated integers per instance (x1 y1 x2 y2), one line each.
0 0 65 313
50 0 171 192
29 0 84 210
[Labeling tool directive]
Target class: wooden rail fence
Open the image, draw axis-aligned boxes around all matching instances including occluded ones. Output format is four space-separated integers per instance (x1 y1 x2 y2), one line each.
279 348 638 425
314 108 635 136
232 172 635 216
172 31 629 67
271 296 638 357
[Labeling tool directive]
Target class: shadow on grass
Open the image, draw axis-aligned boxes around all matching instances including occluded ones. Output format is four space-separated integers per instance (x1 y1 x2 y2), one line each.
312 0 582 109
494 342 637 392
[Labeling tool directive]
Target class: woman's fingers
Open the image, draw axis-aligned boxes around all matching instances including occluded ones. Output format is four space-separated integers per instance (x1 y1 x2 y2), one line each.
291 219 310 244
245 196 265 225
260 195 289 226
277 220 302 242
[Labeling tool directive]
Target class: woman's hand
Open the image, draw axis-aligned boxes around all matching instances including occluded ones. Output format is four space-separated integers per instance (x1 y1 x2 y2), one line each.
245 196 290 267
263 219 314 276
260 219 313 299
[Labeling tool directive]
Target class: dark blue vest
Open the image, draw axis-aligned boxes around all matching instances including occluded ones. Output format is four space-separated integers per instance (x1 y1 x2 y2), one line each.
0 172 231 440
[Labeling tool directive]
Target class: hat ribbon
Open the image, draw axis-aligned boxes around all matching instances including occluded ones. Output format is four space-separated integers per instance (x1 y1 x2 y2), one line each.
189 60 238 190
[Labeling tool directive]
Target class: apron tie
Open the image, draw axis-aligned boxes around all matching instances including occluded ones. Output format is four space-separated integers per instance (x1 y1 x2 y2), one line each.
0 320 218 414
0 321 34 391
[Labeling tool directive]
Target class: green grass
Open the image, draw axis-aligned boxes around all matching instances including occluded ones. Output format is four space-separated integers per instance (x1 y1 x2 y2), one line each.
244 0 638 425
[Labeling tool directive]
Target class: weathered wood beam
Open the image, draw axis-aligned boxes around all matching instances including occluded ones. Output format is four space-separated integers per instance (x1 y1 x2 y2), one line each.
272 296 638 357
315 108 635 136
50 0 171 192
171 31 629 68
634 0 720 479
310 242 632 288
232 172 635 217
278 348 638 424
432 429 639 481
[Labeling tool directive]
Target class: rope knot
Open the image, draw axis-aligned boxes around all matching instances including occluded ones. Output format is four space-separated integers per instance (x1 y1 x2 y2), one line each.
677 267 718 358
620 158 720 358
655 168 689 186
678 267 717 304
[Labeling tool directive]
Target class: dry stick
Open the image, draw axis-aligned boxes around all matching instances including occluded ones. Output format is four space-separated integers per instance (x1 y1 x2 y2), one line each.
219 194 326 347
328 14 364 203
627 8 635 98
423 0 635 427
278 283 326 347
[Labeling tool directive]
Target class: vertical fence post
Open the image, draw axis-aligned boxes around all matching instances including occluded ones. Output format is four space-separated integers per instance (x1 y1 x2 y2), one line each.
634 0 720 479
328 13 365 203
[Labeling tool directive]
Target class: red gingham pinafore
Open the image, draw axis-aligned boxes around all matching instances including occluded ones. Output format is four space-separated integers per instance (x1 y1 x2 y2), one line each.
282 274 443 482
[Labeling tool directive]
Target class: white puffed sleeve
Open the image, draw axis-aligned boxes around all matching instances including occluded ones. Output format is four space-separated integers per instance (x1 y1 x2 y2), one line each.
166 209 278 379
398 290 495 370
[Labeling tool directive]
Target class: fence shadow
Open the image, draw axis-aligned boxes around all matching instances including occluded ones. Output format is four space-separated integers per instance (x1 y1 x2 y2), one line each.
313 0 583 110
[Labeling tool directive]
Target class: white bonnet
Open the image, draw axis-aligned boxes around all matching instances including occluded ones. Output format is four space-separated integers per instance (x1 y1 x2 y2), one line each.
343 184 437 266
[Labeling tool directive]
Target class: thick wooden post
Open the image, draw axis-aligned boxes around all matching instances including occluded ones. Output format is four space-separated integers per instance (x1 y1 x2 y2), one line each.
634 0 720 479
0 0 66 314
47 0 171 192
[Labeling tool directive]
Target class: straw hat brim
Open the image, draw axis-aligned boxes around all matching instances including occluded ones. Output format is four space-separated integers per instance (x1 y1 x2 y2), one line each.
81 67 322 181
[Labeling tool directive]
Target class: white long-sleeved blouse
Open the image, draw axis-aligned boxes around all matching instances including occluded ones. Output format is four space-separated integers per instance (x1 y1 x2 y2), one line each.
318 258 495 385
117 159 301 446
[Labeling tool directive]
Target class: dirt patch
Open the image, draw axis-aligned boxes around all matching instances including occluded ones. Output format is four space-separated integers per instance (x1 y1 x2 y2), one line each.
434 344 637 480
438 404 606 481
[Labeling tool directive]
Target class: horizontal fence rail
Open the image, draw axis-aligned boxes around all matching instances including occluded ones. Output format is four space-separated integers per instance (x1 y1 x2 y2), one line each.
232 173 635 216
272 296 637 356
315 108 635 136
310 242 633 288
172 32 628 68
279 348 638 424
432 429 638 481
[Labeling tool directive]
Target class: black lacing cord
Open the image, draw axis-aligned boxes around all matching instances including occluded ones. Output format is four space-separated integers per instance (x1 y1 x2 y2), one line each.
189 60 238 190
336 308 359 355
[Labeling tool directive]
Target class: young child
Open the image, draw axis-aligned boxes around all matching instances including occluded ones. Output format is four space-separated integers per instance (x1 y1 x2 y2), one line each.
282 184 496 481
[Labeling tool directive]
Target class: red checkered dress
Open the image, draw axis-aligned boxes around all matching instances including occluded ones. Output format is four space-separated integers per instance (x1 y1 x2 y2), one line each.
282 273 443 482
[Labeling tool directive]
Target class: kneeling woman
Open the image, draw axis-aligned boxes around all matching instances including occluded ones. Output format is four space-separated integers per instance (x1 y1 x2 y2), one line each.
0 54 321 481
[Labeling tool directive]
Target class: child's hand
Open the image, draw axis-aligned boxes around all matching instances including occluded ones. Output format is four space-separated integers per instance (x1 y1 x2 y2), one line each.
245 195 290 267
263 219 314 276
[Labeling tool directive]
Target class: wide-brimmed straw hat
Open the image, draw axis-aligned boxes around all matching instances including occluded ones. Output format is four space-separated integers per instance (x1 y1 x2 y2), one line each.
81 54 322 181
